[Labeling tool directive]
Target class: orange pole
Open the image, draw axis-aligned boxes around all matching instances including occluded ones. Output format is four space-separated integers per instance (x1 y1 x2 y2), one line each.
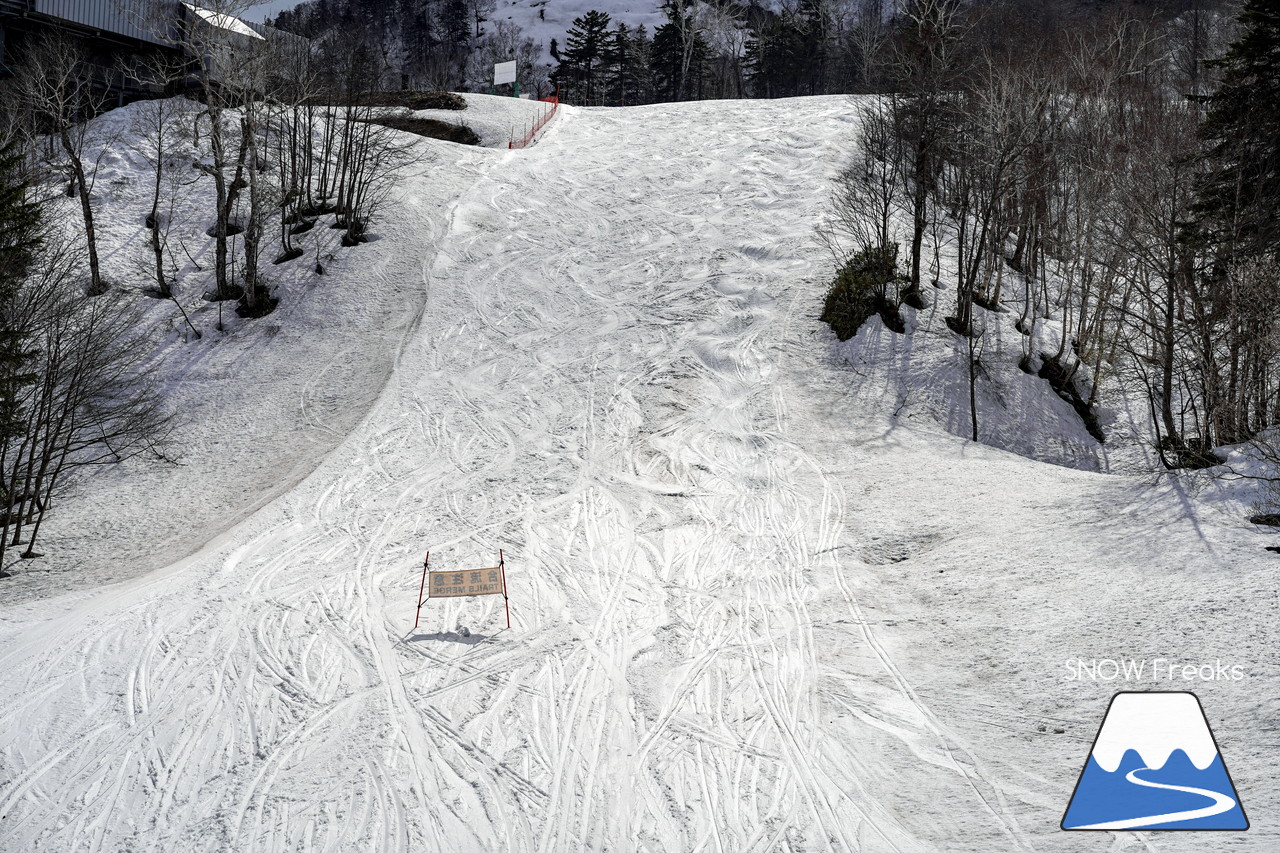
414 551 429 628
499 549 510 629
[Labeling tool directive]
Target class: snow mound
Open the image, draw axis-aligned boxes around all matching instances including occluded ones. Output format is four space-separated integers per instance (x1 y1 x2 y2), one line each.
412 92 560 149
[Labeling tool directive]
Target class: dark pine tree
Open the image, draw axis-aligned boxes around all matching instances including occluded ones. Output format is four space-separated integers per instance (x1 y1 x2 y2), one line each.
745 9 805 98
629 25 655 105
651 3 709 102
438 0 473 52
601 22 654 105
1190 0 1280 260
650 17 684 101
559 10 612 104
0 140 42 451
603 23 633 106
796 0 831 95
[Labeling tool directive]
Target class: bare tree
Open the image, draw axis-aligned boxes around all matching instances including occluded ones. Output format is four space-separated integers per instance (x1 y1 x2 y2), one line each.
0 223 174 562
316 31 413 248
888 0 969 293
700 5 749 98
138 1 272 305
465 20 546 94
822 96 904 266
266 32 322 264
123 54 199 299
5 32 114 295
847 0 889 89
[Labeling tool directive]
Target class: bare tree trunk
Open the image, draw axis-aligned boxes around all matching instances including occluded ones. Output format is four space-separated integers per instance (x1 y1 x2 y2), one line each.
60 132 104 295
149 159 169 296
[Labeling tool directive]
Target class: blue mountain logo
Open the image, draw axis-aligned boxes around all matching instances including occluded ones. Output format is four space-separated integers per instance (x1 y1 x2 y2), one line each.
1062 692 1247 830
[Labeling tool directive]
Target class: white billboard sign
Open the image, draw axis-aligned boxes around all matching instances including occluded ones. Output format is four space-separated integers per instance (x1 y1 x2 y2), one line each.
494 60 517 86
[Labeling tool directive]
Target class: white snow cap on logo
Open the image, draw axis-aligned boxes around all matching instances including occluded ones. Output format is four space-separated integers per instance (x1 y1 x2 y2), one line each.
1091 692 1220 772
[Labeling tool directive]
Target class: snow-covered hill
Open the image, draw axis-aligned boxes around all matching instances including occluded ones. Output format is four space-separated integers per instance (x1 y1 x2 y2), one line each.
0 95 1275 852
0 93 552 606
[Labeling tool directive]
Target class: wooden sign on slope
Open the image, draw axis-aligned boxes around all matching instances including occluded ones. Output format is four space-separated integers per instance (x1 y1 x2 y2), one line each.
414 550 511 629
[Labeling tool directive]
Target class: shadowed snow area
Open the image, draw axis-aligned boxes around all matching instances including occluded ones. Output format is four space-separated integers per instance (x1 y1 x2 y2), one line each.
0 97 1275 852
410 92 559 147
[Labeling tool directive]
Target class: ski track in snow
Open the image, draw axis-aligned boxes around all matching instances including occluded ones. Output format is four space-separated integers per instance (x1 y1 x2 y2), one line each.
0 97 1270 852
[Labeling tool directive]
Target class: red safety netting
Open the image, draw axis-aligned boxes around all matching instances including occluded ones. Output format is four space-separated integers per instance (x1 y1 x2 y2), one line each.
509 96 559 150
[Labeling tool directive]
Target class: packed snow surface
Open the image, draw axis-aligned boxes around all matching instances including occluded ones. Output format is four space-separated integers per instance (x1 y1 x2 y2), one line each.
0 96 1275 852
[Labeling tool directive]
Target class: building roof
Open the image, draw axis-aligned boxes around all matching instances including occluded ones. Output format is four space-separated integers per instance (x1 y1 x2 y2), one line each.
25 0 170 46
182 2 263 41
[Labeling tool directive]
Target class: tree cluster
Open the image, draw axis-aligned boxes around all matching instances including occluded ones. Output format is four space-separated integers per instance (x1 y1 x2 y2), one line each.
272 0 511 91
0 2 419 568
827 0 1280 464
0 137 173 567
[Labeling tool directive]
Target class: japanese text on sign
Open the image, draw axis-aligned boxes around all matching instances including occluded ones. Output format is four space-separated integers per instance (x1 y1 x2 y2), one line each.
428 568 504 598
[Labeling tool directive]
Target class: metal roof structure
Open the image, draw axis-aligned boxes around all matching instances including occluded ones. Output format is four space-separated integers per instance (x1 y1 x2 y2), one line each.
0 2 298 92
1 2 277 51
2 0 174 46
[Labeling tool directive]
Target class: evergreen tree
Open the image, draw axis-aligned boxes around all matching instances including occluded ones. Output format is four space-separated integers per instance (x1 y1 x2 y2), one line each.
651 18 684 101
0 139 41 446
603 23 633 106
630 25 655 104
745 11 805 97
1190 0 1280 259
651 3 709 101
796 0 832 95
601 23 654 105
746 0 831 98
559 10 612 103
438 0 473 52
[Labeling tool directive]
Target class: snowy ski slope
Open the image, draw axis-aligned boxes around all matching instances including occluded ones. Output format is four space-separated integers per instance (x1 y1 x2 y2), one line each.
1 97 1275 852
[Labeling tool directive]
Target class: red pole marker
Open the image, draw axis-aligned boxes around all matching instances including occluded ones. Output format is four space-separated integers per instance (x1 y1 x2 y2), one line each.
414 551 430 629
499 549 510 629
